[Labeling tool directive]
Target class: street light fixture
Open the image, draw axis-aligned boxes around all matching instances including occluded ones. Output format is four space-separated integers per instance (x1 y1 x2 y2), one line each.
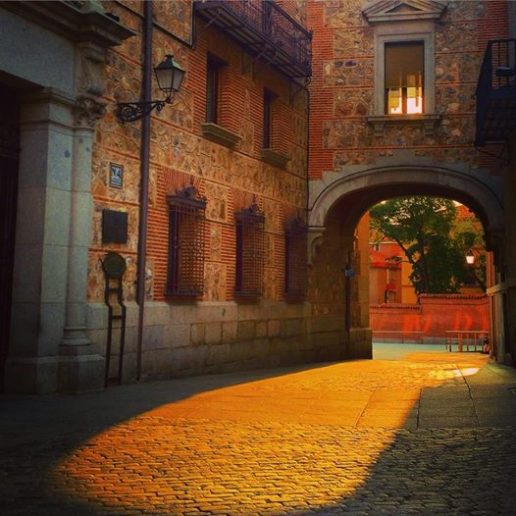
466 249 475 265
116 54 185 123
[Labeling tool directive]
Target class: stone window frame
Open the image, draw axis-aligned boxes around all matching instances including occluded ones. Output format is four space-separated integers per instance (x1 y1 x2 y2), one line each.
374 29 435 116
362 1 447 132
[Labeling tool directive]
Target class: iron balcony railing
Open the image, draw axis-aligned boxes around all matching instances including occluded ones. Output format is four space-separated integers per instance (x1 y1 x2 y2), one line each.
475 38 516 146
194 0 312 79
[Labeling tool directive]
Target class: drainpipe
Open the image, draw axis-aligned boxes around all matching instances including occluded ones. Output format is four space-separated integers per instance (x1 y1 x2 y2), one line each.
136 0 153 381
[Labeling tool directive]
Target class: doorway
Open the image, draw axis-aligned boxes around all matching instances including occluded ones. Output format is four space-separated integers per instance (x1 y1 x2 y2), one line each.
0 84 20 388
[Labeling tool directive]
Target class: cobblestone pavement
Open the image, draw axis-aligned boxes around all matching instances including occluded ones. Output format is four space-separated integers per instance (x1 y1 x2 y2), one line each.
2 351 516 515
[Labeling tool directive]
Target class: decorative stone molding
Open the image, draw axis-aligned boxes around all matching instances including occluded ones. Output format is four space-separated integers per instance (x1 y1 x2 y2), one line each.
261 148 290 169
76 42 107 97
202 122 241 149
2 1 135 48
362 0 448 24
307 226 325 265
367 114 441 137
75 94 106 128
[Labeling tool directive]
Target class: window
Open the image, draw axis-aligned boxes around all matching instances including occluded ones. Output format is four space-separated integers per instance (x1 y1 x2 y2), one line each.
385 42 424 115
363 0 446 117
263 89 274 149
284 218 307 302
166 186 207 298
206 55 222 123
235 202 265 300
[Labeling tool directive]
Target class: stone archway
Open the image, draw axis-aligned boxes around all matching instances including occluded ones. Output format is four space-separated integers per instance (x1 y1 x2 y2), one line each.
305 164 505 361
309 165 504 258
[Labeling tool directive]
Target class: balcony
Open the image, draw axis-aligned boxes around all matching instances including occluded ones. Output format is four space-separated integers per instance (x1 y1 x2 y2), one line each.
194 0 312 79
475 38 516 146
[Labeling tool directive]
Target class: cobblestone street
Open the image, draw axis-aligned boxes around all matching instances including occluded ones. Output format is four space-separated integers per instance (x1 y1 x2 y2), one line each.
2 350 516 515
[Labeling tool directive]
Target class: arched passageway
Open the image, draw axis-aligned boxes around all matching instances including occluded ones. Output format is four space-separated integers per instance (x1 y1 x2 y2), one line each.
306 165 505 361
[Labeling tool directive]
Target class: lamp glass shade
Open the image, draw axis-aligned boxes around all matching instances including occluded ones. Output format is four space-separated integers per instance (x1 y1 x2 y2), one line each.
154 55 185 97
466 252 475 265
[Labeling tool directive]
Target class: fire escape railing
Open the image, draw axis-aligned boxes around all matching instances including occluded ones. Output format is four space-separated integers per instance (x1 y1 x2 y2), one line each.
194 0 312 79
475 38 516 146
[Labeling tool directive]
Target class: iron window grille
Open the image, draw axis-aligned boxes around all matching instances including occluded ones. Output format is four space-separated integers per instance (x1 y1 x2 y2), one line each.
285 218 307 302
235 201 265 300
166 185 207 298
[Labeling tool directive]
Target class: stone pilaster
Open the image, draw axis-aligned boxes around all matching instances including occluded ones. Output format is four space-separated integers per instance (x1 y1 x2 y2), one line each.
57 95 106 393
503 132 516 365
4 88 75 393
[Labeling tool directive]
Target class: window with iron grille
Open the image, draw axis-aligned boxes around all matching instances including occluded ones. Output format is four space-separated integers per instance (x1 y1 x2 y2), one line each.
166 186 207 298
235 202 265 300
285 218 307 302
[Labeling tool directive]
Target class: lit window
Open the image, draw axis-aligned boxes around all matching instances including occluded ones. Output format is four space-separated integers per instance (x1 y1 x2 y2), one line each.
385 42 424 115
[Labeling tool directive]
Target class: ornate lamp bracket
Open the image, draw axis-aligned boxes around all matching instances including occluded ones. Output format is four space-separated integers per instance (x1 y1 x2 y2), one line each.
116 97 170 123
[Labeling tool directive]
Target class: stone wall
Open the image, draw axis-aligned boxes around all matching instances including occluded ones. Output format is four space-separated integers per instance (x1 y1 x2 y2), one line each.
307 0 502 180
305 1 509 361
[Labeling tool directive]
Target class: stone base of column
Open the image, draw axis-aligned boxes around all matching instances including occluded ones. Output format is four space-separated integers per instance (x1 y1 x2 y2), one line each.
58 349 104 394
4 356 59 394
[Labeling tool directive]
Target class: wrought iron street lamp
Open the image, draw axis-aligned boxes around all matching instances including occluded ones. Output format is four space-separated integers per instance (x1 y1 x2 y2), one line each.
116 54 185 122
466 249 475 265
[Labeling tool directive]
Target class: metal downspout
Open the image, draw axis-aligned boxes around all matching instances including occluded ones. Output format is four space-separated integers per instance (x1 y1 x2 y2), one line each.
136 0 153 381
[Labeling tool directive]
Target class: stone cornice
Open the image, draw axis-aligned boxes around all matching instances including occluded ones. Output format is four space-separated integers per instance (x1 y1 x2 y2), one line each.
201 123 241 149
362 0 447 23
1 1 135 48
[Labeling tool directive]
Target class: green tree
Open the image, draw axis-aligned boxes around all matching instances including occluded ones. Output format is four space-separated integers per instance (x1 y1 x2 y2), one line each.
370 196 485 294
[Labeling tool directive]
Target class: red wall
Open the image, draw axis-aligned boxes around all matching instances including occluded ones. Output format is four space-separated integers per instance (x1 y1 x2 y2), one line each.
370 294 490 342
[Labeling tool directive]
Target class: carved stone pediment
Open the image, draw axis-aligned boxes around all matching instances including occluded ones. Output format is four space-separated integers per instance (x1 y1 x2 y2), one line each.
362 0 447 23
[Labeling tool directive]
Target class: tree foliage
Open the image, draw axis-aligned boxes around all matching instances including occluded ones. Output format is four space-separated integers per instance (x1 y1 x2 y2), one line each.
370 196 485 294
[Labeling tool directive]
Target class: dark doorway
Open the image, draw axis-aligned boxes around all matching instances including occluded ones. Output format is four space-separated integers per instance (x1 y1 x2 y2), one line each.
0 84 20 389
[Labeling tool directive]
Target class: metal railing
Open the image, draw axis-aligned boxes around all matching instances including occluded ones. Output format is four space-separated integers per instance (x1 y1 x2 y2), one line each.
475 38 516 145
194 0 312 78
445 330 489 352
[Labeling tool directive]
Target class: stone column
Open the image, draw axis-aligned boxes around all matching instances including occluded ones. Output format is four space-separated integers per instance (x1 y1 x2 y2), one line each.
4 89 75 393
57 95 106 393
503 132 516 365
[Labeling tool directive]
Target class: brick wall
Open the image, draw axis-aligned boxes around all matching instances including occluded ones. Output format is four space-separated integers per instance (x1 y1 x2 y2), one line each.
370 294 490 343
85 0 333 382
89 2 309 306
